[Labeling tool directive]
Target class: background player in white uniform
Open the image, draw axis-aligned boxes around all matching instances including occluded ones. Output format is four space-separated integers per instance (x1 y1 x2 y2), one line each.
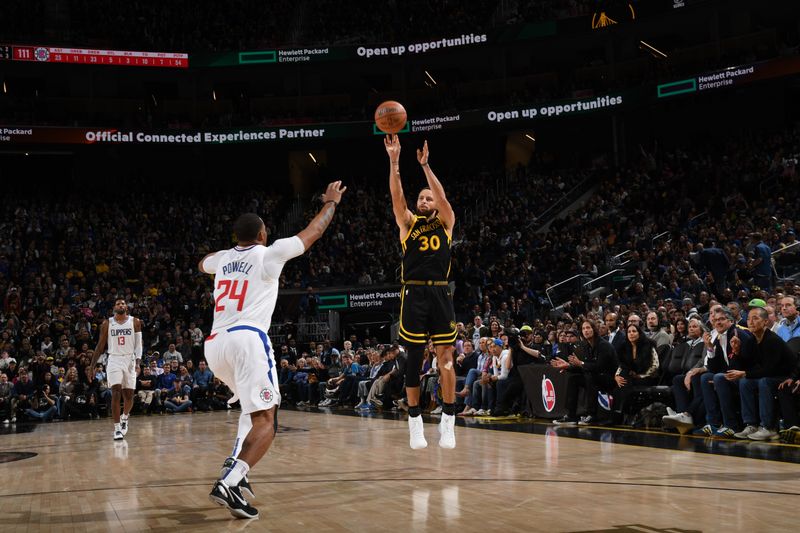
91 298 142 440
200 181 346 519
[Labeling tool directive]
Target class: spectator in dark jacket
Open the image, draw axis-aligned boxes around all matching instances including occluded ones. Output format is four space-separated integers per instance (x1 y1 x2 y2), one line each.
778 347 800 439
610 324 660 420
552 320 618 425
732 307 797 441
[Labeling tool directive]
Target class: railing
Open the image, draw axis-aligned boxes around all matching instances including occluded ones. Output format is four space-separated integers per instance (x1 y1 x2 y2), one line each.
583 269 622 290
772 240 800 281
545 274 584 309
526 176 593 229
268 319 330 346
771 240 800 256
651 231 670 246
687 211 707 227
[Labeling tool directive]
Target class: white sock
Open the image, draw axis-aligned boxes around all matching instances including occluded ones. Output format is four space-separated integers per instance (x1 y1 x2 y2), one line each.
121 413 128 421
231 412 253 459
221 459 250 486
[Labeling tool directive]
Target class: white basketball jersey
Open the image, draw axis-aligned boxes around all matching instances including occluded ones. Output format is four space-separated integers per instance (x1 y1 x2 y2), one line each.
203 237 305 332
108 315 135 356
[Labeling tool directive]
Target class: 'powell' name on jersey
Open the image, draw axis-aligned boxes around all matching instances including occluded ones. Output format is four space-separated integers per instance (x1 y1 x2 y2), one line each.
222 261 253 276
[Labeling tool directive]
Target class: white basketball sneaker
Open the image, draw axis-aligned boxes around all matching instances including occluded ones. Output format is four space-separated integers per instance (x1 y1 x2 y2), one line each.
438 413 456 449
120 414 129 436
408 415 427 450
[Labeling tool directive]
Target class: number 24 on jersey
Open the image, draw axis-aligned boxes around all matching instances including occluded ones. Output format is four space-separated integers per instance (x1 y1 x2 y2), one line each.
215 280 249 312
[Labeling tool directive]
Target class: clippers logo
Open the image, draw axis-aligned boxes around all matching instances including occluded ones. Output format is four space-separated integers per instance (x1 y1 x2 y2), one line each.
259 388 273 403
541 376 556 412
34 47 50 62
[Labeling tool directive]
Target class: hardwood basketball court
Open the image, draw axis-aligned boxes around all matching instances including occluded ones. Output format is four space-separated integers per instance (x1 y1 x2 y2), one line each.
0 410 797 532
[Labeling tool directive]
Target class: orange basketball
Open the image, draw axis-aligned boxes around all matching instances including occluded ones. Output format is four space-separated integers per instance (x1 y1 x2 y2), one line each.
374 100 407 134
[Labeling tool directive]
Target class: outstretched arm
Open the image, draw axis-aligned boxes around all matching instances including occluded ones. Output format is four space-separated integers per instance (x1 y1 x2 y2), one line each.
416 140 455 233
198 252 216 274
385 135 414 233
296 181 347 250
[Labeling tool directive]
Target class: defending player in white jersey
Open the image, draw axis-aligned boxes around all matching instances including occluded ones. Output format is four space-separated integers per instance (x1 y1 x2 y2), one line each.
200 181 346 519
91 298 142 440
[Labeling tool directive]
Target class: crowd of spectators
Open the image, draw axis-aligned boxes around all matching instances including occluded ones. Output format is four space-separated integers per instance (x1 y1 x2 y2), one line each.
2 122 800 445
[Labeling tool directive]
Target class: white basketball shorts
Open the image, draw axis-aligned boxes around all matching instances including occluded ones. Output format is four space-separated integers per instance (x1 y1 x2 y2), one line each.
107 354 137 389
204 325 280 415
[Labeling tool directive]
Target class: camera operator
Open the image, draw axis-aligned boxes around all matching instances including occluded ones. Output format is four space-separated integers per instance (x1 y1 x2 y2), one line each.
552 321 618 426
493 325 545 417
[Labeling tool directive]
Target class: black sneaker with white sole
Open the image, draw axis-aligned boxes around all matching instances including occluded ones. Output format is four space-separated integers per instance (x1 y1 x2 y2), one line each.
553 415 578 426
220 456 255 499
209 480 259 519
238 477 255 500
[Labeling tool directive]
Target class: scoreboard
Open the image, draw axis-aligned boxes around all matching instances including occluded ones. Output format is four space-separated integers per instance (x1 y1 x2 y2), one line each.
0 44 188 68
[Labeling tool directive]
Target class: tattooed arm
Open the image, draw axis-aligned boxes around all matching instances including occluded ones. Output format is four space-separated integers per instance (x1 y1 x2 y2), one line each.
296 180 347 250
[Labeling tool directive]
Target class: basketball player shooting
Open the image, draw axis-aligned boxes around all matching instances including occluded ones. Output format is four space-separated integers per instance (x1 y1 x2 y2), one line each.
199 180 346 519
384 134 458 450
91 298 142 441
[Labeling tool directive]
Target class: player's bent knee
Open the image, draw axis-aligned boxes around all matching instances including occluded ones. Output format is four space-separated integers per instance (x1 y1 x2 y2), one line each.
248 406 276 425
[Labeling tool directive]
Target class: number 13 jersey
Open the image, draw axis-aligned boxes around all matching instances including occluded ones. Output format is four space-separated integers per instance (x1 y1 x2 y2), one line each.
201 237 305 332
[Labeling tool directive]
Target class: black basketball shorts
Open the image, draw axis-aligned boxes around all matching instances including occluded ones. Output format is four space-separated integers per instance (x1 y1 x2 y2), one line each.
399 285 457 346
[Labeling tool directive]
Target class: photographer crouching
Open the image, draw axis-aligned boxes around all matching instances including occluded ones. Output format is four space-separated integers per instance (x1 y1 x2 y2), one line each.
492 325 548 417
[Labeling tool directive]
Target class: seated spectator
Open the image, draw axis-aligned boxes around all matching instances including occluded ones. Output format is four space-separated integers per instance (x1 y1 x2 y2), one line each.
0 373 14 423
420 347 441 414
80 366 102 420
662 317 709 433
157 363 178 402
177 365 193 395
93 364 112 406
59 367 90 420
456 338 486 401
468 338 508 416
278 358 296 402
529 330 553 361
0 352 15 373
209 377 234 410
355 349 388 410
149 359 164 377
777 296 800 341
136 365 161 415
162 343 184 365
552 320 618 425
454 339 479 393
672 318 690 346
363 346 402 410
164 381 193 413
778 348 800 442
645 311 673 348
732 307 796 441
695 308 756 437
191 360 214 410
25 384 58 422
551 330 579 360
319 352 360 407
611 324 660 422
293 357 313 406
13 370 36 420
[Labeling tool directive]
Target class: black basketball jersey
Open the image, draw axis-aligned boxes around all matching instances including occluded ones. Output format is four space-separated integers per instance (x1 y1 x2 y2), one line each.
401 215 452 282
